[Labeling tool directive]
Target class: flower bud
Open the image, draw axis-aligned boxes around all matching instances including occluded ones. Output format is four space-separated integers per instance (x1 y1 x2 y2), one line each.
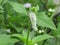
34 43 38 45
48 8 55 12
6 29 10 33
39 30 44 33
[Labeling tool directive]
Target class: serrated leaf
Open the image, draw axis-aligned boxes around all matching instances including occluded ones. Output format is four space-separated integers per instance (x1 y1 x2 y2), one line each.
52 23 60 37
9 1 27 14
44 38 59 45
37 12 56 30
32 34 53 43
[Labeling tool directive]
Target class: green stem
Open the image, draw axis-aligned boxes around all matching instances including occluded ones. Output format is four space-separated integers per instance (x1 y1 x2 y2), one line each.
26 18 30 45
26 29 30 45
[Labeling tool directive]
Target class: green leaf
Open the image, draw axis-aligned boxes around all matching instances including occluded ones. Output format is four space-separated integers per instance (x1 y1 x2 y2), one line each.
9 23 27 33
12 34 23 40
44 38 59 45
9 1 27 14
0 14 5 27
35 5 39 12
32 34 53 43
57 23 60 30
2 0 8 5
16 27 24 33
29 31 36 39
37 12 56 30
5 3 15 16
22 30 27 39
52 23 60 37
0 0 3 4
9 23 22 33
47 0 56 8
0 28 7 34
12 34 26 43
57 16 60 22
0 34 18 45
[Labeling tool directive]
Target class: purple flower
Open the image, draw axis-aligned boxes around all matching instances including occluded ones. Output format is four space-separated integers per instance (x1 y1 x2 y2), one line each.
24 3 31 8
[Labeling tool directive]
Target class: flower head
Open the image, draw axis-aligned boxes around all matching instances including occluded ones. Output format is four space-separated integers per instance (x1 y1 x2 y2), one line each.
24 3 31 8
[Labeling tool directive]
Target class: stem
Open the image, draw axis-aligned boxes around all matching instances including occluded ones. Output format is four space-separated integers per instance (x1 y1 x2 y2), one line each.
26 15 30 45
26 29 30 45
3 4 7 25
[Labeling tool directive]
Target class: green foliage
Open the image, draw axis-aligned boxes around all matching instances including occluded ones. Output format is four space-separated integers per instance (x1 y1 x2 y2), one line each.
9 1 27 14
37 12 56 30
0 34 18 45
32 34 53 43
0 0 60 45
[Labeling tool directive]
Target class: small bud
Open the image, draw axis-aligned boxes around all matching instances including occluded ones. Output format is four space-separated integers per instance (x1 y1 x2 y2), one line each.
34 43 38 45
48 8 55 12
39 30 44 33
6 29 10 33
39 30 42 33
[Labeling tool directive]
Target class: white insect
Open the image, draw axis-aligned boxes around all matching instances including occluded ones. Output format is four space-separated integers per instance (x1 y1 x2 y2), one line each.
28 12 38 31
